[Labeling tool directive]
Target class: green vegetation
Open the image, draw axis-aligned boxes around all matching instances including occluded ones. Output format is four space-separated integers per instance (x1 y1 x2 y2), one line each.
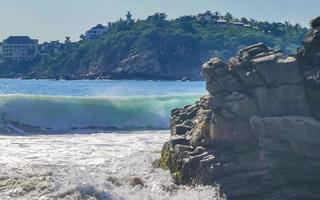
0 12 308 80
158 148 170 170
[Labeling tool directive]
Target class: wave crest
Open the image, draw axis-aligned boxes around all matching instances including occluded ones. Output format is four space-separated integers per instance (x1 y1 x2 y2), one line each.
0 94 200 135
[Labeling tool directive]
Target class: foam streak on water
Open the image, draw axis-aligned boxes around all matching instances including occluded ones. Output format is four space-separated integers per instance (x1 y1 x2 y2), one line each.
0 131 223 200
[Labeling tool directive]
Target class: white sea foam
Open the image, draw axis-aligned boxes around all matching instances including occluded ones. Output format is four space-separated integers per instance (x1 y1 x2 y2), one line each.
0 131 224 200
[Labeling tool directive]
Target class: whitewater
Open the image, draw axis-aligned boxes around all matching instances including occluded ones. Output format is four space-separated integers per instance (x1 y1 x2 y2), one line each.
0 79 224 200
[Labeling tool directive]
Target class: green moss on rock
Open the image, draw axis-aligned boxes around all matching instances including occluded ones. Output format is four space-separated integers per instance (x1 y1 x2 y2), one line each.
159 148 170 170
172 171 183 184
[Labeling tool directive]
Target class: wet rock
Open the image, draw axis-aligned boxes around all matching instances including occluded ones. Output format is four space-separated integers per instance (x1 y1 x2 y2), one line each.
128 177 144 187
202 58 244 95
107 176 122 187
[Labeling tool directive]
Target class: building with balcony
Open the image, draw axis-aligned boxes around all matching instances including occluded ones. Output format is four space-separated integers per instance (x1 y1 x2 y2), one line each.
1 36 39 61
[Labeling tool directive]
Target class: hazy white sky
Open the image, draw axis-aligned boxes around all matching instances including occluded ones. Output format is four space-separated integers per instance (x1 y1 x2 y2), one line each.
0 0 319 42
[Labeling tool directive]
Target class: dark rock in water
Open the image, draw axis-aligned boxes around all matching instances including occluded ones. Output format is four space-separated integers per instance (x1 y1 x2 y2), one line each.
107 176 122 187
127 177 144 187
160 17 320 200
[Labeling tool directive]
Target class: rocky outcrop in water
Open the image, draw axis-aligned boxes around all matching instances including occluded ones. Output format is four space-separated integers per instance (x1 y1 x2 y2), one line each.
159 19 320 200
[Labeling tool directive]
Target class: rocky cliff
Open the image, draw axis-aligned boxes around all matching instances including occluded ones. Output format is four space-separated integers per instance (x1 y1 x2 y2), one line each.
159 18 320 200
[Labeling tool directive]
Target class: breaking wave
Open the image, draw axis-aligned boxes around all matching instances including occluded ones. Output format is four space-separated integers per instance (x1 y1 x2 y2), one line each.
0 94 200 135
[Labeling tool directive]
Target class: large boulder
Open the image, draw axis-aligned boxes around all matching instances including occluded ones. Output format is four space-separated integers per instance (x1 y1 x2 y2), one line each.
159 19 320 199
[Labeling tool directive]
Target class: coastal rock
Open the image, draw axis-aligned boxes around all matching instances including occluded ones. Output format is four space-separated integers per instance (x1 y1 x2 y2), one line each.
160 17 320 200
297 17 320 89
311 16 320 29
117 50 162 76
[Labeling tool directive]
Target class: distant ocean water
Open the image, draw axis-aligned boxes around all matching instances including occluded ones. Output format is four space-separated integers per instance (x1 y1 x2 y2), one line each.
0 79 224 200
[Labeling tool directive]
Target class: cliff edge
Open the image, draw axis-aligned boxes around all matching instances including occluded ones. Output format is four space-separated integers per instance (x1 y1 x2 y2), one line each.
158 17 320 200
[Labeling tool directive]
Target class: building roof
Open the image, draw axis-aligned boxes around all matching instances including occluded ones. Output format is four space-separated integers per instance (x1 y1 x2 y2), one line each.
92 24 106 30
216 19 227 23
4 36 36 44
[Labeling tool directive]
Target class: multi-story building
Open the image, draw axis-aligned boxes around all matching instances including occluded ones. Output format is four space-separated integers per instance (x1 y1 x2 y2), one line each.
85 24 107 40
2 36 39 61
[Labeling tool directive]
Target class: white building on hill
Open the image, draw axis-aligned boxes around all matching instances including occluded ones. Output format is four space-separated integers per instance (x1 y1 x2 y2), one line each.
1 36 39 61
85 24 107 40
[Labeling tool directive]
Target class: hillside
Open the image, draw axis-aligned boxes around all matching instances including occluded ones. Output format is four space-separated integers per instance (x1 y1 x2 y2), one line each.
0 12 308 80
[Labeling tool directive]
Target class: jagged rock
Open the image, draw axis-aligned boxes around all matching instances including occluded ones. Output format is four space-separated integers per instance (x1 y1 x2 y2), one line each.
202 58 243 95
173 124 192 135
311 16 320 29
211 92 259 120
160 17 320 200
297 17 320 88
238 43 270 60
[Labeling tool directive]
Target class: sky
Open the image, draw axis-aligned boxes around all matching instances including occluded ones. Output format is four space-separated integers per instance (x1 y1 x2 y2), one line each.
0 0 319 43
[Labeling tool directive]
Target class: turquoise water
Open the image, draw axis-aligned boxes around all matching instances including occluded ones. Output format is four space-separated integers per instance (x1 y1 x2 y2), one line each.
0 79 205 96
0 79 206 134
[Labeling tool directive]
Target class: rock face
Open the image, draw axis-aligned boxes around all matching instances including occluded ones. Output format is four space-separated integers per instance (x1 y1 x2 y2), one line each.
297 17 320 120
160 19 320 200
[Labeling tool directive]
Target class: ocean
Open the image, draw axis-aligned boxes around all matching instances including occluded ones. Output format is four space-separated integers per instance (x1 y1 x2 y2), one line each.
0 79 223 200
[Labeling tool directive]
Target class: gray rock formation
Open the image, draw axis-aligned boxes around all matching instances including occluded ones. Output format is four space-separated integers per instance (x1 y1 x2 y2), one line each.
159 19 320 200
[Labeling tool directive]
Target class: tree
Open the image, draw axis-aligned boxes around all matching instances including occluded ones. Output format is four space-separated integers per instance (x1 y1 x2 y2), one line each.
240 17 249 24
284 21 292 31
147 13 167 26
212 11 221 21
65 37 71 44
213 11 221 18
224 12 234 22
179 15 195 21
249 18 257 26
79 34 86 40
293 24 302 32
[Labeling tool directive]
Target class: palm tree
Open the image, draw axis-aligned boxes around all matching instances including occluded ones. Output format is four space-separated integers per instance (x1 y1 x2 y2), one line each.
64 37 71 44
293 23 302 32
284 21 292 31
214 11 221 18
249 18 257 26
224 12 234 23
213 11 221 21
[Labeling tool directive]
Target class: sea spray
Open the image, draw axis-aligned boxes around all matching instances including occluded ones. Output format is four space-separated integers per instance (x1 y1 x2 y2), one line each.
0 132 223 200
